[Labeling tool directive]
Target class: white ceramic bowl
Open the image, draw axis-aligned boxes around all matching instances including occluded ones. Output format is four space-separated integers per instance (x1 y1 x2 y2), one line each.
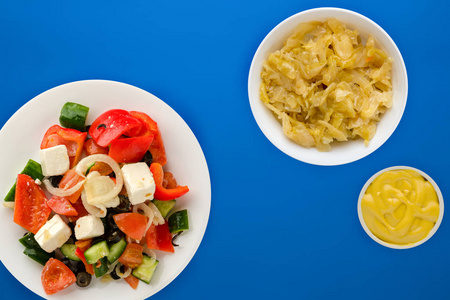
357 166 444 249
248 7 408 165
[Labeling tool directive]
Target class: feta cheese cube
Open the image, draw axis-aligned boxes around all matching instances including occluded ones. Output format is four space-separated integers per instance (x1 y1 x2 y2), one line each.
39 145 70 176
75 215 104 240
121 162 155 205
35 215 72 253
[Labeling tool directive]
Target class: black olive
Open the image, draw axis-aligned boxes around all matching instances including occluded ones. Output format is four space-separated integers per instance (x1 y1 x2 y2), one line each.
60 258 84 274
171 231 183 247
91 237 105 246
76 271 92 287
48 175 63 188
106 212 119 230
141 150 153 167
106 230 123 244
110 268 121 280
113 195 131 213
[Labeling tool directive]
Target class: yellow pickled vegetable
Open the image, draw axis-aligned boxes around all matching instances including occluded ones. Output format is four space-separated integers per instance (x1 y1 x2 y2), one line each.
260 18 393 151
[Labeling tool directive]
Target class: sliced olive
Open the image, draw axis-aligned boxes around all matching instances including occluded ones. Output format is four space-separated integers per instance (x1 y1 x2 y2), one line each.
113 195 131 213
106 230 123 244
76 271 92 287
141 150 153 167
48 175 63 188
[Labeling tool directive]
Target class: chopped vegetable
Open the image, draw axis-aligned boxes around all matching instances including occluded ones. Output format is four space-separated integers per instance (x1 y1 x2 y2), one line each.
124 275 139 289
145 222 175 253
150 163 189 200
168 209 189 233
47 196 78 216
4 159 43 202
41 258 76 295
109 135 154 163
59 102 89 132
151 199 176 218
113 212 147 240
118 243 144 269
132 254 158 284
83 138 109 156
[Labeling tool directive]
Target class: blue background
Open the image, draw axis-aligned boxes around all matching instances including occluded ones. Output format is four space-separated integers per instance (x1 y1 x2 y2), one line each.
1 0 449 299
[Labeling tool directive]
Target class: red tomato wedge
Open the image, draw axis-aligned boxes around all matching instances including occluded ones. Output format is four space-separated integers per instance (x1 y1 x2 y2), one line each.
41 125 87 168
59 169 85 204
47 196 78 216
89 109 143 147
124 275 139 289
75 248 95 275
68 200 90 222
113 213 148 240
13 174 51 234
150 163 189 201
41 258 76 295
118 243 144 268
129 111 167 166
145 222 175 253
109 135 154 163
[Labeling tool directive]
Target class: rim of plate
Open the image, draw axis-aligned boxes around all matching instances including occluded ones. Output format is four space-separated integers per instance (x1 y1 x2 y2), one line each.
248 7 408 166
357 166 444 249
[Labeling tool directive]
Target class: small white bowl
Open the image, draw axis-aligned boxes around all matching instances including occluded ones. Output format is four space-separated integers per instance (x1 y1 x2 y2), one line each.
357 166 444 249
248 7 408 166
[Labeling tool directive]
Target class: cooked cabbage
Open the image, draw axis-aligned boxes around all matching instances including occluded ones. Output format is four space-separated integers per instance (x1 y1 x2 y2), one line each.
260 18 393 151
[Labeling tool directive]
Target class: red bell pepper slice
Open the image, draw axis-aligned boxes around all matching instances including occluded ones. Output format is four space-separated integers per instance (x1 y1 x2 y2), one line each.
108 135 154 163
75 247 94 275
41 125 87 168
14 174 52 234
83 138 109 155
150 163 189 201
145 222 174 253
41 258 76 295
124 275 139 289
130 111 167 166
88 109 143 147
47 196 78 216
68 200 90 223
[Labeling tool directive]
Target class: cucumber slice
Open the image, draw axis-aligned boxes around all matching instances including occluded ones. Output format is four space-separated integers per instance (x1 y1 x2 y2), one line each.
152 199 176 218
59 102 89 132
107 238 127 263
132 254 158 284
168 209 189 233
60 244 81 261
5 159 43 202
84 241 109 265
23 247 54 266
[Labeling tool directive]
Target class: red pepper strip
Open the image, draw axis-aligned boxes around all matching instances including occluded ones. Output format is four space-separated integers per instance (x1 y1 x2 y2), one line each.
108 135 154 163
145 222 174 253
124 275 139 289
75 247 94 275
89 109 143 147
129 111 167 166
150 163 189 201
41 125 87 168
46 196 78 216
84 138 109 155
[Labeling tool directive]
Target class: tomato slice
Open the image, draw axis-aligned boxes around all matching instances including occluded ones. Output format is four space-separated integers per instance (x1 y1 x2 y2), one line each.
83 138 109 155
124 275 139 289
68 200 90 222
55 169 85 204
108 135 154 163
41 125 87 168
47 196 78 216
13 174 51 234
113 213 148 240
41 258 76 295
129 111 167 166
118 243 144 268
145 222 175 253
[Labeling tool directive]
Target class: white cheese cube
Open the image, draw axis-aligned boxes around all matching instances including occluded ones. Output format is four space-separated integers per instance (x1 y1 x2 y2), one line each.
75 215 104 240
121 162 155 205
35 215 72 253
39 145 70 176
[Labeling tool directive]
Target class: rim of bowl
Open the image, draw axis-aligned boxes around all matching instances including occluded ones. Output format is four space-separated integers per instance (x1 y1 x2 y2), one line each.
248 7 408 166
357 166 444 249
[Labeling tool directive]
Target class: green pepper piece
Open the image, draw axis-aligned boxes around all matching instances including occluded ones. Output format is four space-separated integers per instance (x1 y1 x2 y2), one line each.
23 247 54 266
93 257 109 278
4 159 43 202
19 232 41 249
59 102 89 132
168 209 189 233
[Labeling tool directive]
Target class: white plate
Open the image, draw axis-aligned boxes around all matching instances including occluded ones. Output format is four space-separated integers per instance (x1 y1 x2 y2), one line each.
0 80 211 299
248 7 408 165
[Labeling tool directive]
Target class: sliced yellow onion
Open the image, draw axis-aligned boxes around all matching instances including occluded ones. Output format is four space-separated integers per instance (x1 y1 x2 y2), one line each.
148 202 165 226
76 154 123 204
143 246 157 260
81 189 107 218
43 178 85 197
115 263 132 278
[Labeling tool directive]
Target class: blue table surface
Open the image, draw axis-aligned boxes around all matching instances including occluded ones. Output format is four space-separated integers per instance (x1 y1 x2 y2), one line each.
1 0 449 299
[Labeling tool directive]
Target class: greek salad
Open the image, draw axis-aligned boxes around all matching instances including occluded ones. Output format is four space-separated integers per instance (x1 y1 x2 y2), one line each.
3 102 190 295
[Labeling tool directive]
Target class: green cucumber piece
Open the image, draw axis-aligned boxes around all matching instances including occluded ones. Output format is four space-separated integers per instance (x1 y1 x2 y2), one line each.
107 238 127 263
168 209 189 233
5 159 44 202
59 102 89 132
60 244 81 261
132 254 158 284
84 241 109 265
152 199 176 218
93 257 109 278
23 247 54 266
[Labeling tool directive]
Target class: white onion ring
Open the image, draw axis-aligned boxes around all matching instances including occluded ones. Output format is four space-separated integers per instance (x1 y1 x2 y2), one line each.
143 246 157 260
107 260 119 274
147 202 165 226
76 154 123 204
115 263 132 278
81 190 107 218
43 178 85 197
